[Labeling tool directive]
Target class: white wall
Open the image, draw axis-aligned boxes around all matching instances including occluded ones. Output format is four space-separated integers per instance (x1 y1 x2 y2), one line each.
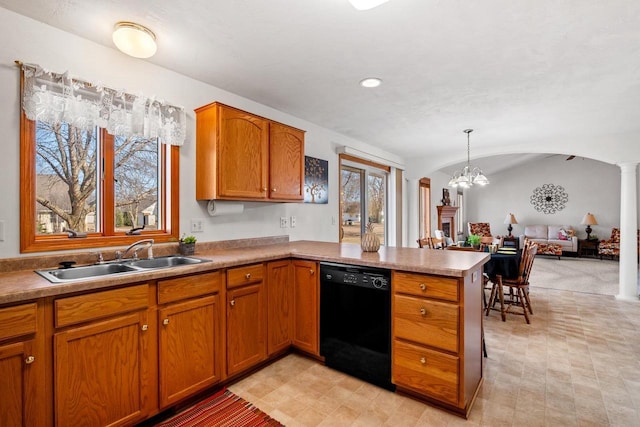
462 156 621 242
0 7 403 258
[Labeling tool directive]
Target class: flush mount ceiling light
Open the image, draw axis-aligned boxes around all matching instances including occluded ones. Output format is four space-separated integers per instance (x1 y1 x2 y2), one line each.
112 21 157 58
360 77 382 88
349 0 390 10
448 129 490 188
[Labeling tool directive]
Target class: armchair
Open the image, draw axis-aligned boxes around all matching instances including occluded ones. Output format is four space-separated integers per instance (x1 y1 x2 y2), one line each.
468 222 501 246
598 228 640 260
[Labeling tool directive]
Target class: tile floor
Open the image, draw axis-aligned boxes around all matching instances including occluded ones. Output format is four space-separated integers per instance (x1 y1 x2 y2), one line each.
229 287 640 426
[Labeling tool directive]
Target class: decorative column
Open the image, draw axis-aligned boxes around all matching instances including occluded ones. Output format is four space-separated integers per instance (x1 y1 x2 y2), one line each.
617 162 639 301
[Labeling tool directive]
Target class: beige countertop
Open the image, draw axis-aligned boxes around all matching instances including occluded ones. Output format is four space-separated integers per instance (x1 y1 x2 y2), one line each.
0 240 489 305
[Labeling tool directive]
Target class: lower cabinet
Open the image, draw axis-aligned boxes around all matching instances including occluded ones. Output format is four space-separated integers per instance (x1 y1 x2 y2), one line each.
0 302 45 427
266 260 293 355
392 270 482 417
158 272 222 408
54 309 154 427
292 260 319 355
226 264 267 377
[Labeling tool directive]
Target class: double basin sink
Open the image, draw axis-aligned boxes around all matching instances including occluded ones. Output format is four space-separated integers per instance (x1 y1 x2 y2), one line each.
36 255 210 284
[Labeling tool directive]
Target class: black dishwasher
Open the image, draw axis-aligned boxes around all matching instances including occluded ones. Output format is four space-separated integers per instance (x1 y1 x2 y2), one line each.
319 262 394 391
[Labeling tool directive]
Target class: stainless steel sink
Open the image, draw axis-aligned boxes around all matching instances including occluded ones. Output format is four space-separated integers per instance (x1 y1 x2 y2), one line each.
36 255 210 283
125 255 207 269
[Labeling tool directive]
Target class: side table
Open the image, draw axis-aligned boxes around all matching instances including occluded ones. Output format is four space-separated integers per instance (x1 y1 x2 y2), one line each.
579 239 599 258
502 236 519 250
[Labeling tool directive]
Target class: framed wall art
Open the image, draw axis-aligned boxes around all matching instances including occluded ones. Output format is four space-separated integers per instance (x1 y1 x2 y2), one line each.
304 156 328 204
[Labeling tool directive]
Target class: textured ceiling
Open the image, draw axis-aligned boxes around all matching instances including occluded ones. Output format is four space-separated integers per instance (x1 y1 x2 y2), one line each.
2 0 640 168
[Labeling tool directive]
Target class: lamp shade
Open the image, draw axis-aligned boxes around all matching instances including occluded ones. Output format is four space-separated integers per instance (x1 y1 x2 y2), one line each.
581 213 598 225
503 213 518 225
112 22 157 58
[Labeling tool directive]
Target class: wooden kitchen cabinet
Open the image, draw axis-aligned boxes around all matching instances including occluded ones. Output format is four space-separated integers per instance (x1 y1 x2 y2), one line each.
157 272 222 408
291 260 319 355
392 270 483 418
226 264 267 377
0 301 45 427
195 102 304 202
266 260 292 355
53 284 155 427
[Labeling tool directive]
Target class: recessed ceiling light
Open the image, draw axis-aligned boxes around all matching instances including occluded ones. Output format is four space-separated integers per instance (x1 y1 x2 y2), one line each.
112 21 157 58
360 78 382 88
349 0 390 11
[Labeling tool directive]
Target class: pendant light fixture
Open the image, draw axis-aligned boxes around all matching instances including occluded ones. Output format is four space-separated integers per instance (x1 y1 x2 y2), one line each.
112 22 157 58
448 129 489 188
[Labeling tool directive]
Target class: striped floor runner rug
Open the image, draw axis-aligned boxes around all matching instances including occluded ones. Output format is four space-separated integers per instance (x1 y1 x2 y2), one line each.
155 389 284 427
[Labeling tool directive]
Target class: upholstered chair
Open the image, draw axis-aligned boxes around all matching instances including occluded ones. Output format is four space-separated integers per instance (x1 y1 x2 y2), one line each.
598 228 620 259
468 222 500 245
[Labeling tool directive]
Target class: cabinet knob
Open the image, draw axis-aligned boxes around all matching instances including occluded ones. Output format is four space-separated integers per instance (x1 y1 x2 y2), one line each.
262 188 267 192
420 357 426 365
420 307 427 316
245 273 251 279
141 324 149 331
230 299 235 306
272 188 277 192
419 283 426 291
25 355 35 364
309 269 315 275
162 318 170 326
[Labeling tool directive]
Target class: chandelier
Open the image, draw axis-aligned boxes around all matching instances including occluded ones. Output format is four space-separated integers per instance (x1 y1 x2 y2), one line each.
448 129 489 188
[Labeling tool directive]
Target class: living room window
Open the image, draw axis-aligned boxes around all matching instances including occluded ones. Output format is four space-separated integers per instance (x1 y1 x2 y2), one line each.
19 64 182 252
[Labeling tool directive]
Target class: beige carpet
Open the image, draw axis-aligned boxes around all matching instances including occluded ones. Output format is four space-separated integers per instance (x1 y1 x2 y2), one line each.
529 256 620 295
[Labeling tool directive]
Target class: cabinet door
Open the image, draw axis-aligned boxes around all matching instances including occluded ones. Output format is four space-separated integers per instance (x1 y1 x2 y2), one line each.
159 295 221 408
218 106 269 199
227 284 266 377
54 311 153 427
269 122 304 201
292 260 319 355
266 260 292 355
0 340 41 427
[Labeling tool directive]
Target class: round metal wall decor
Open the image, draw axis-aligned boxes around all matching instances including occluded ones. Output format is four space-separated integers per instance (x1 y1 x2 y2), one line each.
530 184 568 214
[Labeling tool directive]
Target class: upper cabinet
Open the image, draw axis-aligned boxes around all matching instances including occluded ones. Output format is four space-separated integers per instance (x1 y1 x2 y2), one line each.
195 102 305 201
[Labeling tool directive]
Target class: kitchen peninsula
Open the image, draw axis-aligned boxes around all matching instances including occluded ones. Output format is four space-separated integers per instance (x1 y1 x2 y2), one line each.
0 239 488 424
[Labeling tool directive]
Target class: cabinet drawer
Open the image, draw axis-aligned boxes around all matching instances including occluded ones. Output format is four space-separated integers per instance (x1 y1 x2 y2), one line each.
0 302 37 341
55 284 149 328
393 339 459 406
158 271 221 304
393 271 459 302
227 264 264 289
393 294 459 353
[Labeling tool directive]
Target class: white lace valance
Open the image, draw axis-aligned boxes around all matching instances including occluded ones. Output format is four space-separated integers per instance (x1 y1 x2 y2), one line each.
21 63 186 146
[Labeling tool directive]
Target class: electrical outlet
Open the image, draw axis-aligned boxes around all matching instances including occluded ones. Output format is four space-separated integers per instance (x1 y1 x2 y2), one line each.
290 216 296 228
190 219 204 233
280 217 288 228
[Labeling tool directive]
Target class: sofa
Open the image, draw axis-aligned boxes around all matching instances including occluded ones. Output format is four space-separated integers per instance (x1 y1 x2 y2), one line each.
518 225 578 256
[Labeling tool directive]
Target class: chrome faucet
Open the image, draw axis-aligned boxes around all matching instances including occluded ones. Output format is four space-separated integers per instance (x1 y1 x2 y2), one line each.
116 239 154 261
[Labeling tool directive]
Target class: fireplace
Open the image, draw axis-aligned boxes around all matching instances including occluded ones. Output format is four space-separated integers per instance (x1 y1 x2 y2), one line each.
437 205 459 238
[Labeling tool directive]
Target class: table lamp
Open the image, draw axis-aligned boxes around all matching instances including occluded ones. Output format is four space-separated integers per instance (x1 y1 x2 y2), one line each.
581 213 598 240
503 213 518 237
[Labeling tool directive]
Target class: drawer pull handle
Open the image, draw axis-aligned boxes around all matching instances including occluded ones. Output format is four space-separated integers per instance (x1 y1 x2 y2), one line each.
245 273 251 279
163 318 170 326
25 356 35 365
420 307 427 316
420 357 426 365
141 324 149 331
230 299 235 306
420 283 426 291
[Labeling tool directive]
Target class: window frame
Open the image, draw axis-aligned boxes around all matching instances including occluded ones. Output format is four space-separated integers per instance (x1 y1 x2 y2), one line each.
19 109 180 253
